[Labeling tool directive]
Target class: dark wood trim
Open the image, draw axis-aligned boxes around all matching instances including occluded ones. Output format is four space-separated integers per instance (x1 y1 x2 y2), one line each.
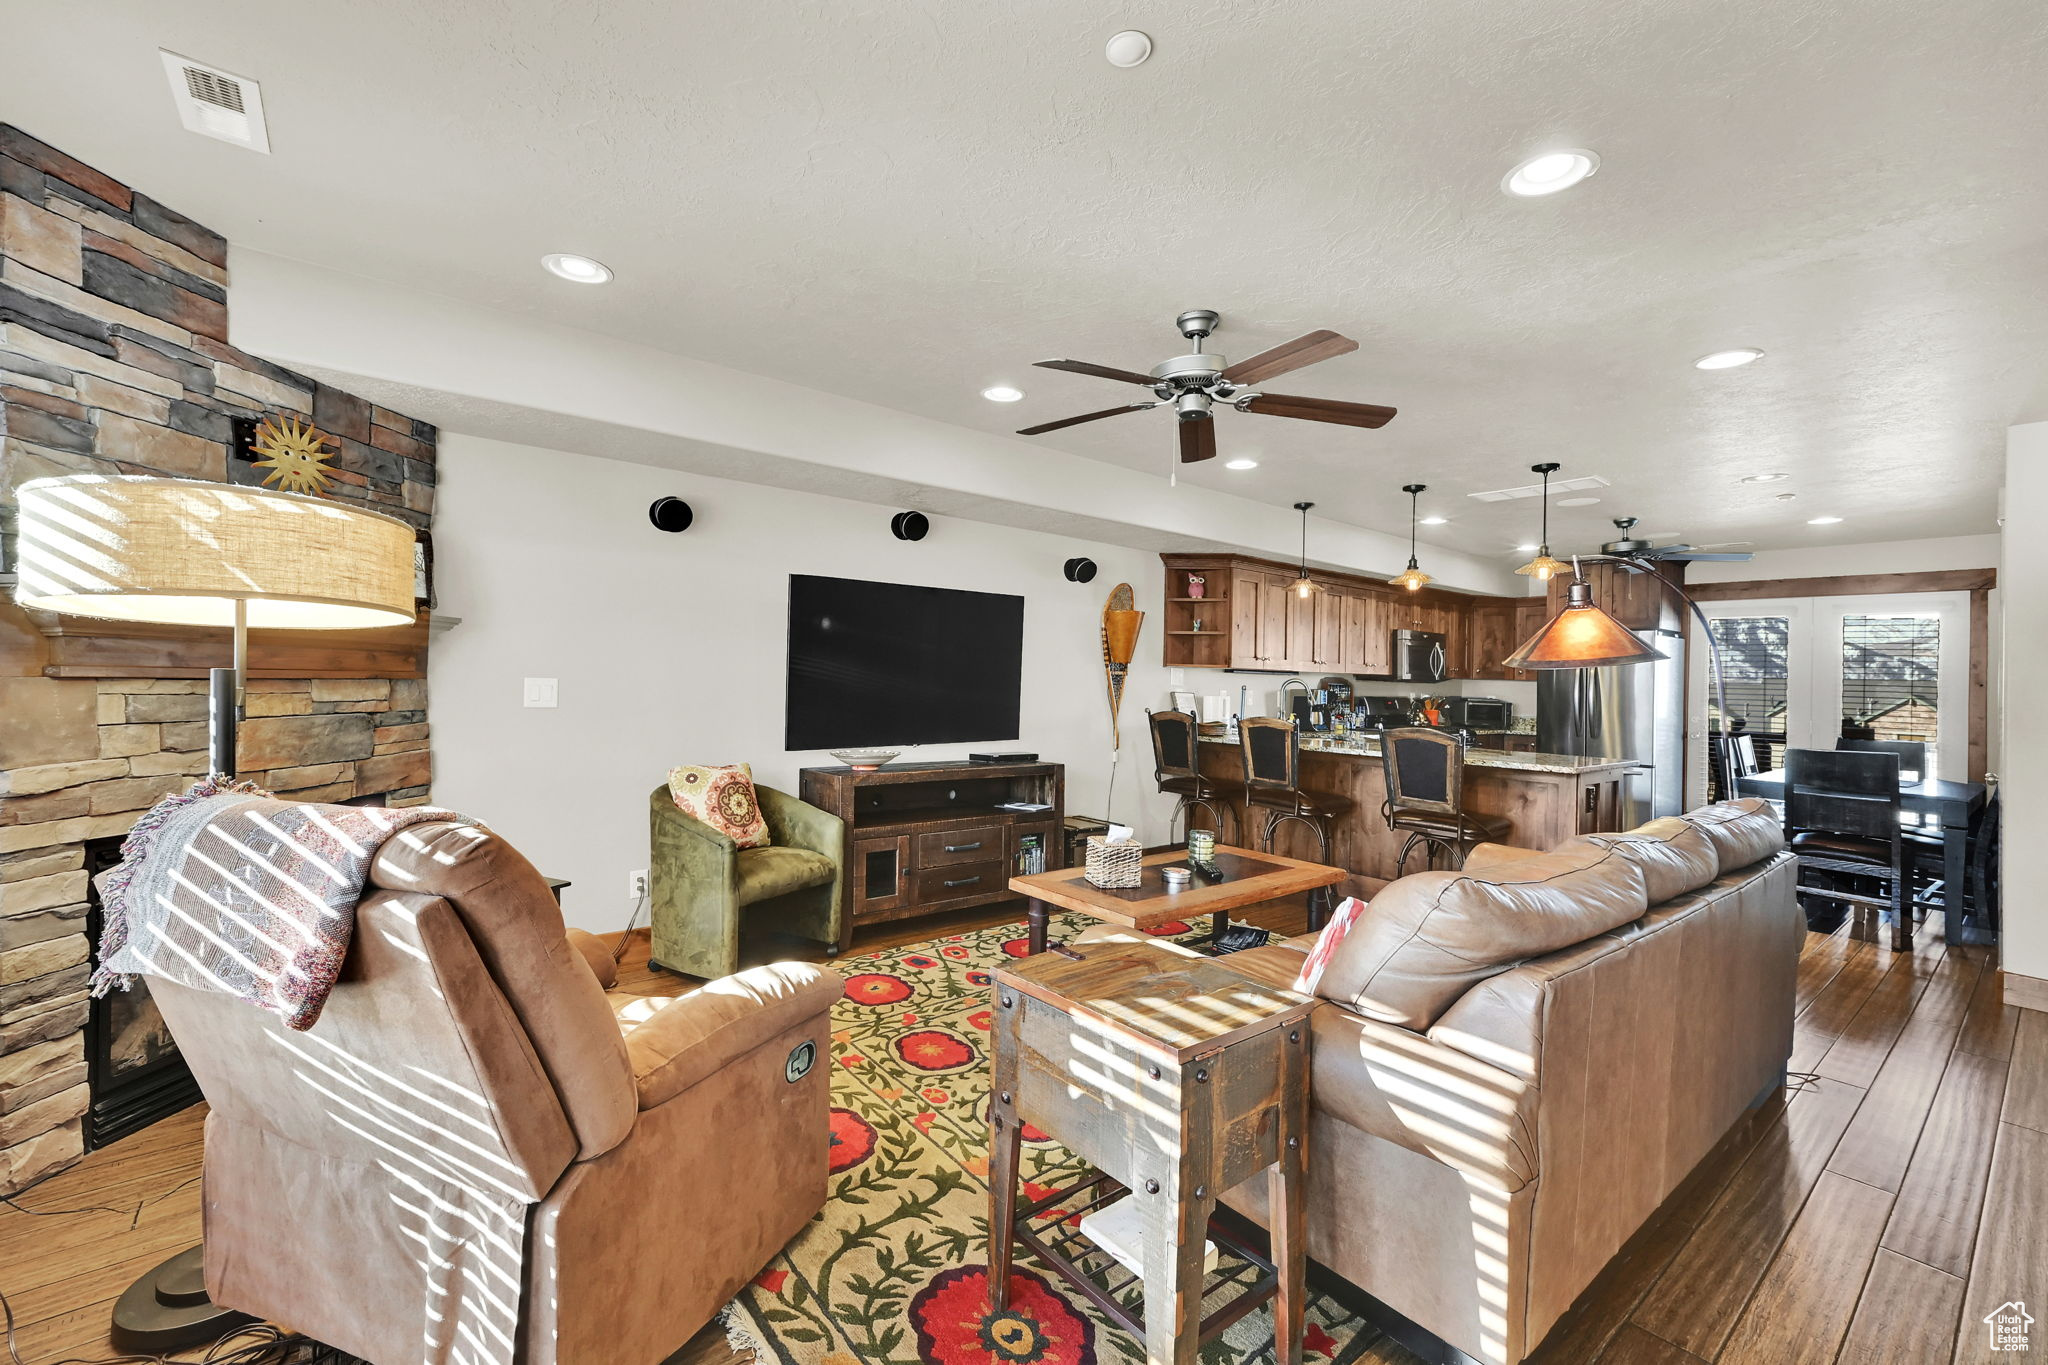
1969 587 1990 781
1687 568 1995 602
23 608 433 680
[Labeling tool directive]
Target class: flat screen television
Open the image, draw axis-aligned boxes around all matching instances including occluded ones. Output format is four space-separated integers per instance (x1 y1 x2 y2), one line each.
785 574 1025 751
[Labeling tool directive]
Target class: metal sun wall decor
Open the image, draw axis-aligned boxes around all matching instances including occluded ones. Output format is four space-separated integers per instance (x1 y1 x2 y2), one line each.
248 414 340 495
1100 582 1144 748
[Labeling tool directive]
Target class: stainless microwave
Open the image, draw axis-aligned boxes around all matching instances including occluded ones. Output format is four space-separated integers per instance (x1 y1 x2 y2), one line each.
1451 697 1514 730
1392 630 1447 683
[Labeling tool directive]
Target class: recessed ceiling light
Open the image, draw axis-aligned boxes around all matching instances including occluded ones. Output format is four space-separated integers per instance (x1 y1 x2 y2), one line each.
1419 515 1448 525
1503 149 1599 197
1807 515 1843 525
1775 492 1799 501
1515 543 1539 554
1740 472 1789 484
1224 458 1258 470
981 385 1024 403
1104 30 1153 67
541 253 612 284
1695 348 1764 370
1556 495 1601 507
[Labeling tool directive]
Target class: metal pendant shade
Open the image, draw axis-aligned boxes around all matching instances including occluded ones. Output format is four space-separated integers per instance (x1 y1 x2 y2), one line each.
13 475 416 628
1503 575 1666 669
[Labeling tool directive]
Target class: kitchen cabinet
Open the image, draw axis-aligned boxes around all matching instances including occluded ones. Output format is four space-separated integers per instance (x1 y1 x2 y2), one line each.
1159 553 1517 678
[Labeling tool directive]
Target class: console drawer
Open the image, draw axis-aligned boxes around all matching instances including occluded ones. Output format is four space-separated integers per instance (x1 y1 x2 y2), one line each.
918 825 1004 867
916 859 1005 903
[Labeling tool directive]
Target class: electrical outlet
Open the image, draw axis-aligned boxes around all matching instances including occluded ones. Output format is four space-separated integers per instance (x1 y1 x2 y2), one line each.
627 869 648 898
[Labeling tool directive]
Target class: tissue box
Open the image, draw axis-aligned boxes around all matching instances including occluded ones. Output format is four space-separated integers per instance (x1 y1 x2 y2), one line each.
1083 835 1144 888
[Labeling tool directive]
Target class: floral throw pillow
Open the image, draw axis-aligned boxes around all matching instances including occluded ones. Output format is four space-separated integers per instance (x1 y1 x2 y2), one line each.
667 763 771 849
1293 896 1369 995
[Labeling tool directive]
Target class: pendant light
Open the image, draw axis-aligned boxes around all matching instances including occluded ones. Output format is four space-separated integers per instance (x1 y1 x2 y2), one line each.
1289 501 1323 598
1388 483 1432 592
1515 462 1570 581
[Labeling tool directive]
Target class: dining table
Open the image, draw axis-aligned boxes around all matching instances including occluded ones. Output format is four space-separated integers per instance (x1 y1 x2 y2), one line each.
1737 769 1992 946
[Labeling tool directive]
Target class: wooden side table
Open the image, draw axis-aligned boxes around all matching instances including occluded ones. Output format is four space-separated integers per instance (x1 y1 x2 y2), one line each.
988 935 1313 1365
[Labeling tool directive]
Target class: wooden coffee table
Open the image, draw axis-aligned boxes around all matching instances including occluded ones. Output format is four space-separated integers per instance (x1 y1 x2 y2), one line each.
1008 845 1346 956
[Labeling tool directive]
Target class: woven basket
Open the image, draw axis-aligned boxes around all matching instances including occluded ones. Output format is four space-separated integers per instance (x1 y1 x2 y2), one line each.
1083 835 1144 889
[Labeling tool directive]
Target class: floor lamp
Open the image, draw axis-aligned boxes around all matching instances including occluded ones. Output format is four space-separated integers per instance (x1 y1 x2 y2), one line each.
12 473 416 1350
1503 554 1735 787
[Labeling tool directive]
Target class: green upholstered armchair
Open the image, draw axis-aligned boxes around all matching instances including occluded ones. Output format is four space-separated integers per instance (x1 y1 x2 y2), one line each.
647 784 845 979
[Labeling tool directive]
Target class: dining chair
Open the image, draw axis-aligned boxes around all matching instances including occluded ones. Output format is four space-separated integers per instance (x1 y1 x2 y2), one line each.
1378 726 1511 876
1834 736 1947 893
1835 737 1926 782
1715 733 1760 800
1147 708 1235 843
1782 747 1917 949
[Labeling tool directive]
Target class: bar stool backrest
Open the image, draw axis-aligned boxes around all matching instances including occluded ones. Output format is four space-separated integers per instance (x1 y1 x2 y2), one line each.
1383 726 1463 817
1835 737 1926 784
1785 748 1902 844
1148 709 1200 783
1240 715 1302 796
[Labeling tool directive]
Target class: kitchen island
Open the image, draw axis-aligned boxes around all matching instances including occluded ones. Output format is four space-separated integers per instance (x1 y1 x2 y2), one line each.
1193 734 1638 903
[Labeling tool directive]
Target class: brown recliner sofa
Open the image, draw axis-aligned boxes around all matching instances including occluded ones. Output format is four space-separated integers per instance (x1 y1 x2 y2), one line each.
148 819 839 1365
1089 798 1796 1365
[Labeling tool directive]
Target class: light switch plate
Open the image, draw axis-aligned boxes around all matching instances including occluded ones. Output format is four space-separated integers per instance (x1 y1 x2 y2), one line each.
523 677 558 708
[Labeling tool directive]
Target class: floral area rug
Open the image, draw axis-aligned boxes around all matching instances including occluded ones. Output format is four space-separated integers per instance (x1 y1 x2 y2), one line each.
722 912 1415 1365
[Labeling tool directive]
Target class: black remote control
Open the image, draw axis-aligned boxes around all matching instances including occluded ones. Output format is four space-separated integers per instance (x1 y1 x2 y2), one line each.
1188 859 1225 884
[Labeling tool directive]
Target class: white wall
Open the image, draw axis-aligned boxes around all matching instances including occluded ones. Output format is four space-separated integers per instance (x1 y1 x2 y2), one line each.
1686 533 1999 583
1999 422 2045 989
428 433 1180 932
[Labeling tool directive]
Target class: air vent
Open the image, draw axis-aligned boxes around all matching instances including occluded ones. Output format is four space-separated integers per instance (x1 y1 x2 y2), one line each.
160 51 269 153
1467 474 1611 502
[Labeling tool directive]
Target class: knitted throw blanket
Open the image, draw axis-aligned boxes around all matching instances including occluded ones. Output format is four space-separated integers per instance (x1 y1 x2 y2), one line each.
90 776 474 1032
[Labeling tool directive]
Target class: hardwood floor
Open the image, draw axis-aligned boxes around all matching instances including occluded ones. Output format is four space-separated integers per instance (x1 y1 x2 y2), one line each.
3 900 2040 1365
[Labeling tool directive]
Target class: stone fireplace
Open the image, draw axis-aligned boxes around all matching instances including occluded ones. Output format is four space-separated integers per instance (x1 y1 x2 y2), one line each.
0 124 437 1191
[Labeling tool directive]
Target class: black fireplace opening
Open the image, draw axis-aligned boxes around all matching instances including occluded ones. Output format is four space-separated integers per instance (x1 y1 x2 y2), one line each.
83 836 201 1150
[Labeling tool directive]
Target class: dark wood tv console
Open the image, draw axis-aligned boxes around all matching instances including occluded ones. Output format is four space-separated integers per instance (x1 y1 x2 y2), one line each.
799 761 1065 949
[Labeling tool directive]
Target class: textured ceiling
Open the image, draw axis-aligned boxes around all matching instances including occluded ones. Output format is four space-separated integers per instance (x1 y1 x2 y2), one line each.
5 0 2044 559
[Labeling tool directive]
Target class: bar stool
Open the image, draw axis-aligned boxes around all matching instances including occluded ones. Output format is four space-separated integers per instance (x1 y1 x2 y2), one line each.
1146 709 1235 843
1379 727 1511 875
1240 716 1352 928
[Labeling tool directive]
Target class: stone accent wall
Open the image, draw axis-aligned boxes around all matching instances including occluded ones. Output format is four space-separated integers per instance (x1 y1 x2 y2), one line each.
0 125 437 1193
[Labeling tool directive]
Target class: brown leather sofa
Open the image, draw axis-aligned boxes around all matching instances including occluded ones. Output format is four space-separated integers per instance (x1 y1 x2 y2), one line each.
1093 798 1796 1365
149 820 840 1365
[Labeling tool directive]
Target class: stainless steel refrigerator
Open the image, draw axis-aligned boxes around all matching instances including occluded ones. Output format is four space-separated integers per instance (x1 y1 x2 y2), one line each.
1536 627 1685 826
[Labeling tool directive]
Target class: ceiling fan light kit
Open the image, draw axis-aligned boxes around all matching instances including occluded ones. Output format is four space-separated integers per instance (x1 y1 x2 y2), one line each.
1014 310 1395 468
1389 483 1433 592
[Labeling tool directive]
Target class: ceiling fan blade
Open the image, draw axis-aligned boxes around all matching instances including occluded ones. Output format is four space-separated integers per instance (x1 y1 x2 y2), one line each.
1237 392 1398 429
1033 358 1158 386
1220 330 1359 385
1179 418 1217 463
1015 402 1157 436
1662 551 1756 562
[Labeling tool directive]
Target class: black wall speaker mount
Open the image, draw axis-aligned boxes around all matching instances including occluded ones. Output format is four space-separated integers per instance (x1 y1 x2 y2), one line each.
648 497 694 533
891 510 930 542
1063 557 1098 583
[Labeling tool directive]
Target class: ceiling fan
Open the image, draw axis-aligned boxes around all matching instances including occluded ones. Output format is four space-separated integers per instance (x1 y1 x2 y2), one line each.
1600 517 1756 563
1015 310 1397 464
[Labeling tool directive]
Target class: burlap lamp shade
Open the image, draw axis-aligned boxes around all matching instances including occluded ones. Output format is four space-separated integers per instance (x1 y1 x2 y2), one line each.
13 475 415 629
1502 575 1665 669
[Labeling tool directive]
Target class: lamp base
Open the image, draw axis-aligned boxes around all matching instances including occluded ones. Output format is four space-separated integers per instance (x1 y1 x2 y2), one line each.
110 1244 253 1354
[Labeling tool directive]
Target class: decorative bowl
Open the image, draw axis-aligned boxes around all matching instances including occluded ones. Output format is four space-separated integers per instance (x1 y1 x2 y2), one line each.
829 748 901 771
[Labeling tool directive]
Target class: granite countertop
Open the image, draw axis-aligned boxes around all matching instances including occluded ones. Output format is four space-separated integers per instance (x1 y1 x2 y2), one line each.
1198 732 1640 776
